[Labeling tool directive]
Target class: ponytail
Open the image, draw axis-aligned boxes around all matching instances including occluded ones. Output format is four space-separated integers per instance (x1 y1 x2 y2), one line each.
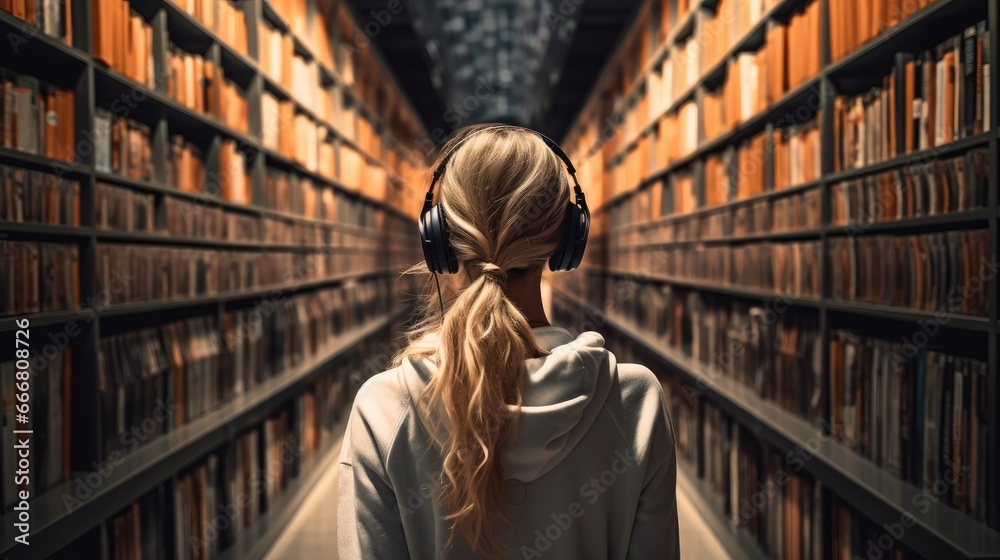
421 262 545 555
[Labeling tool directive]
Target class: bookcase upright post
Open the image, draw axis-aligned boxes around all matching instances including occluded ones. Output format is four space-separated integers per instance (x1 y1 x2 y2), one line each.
988 0 1000 531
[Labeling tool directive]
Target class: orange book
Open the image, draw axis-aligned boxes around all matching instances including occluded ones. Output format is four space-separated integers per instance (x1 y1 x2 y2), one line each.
659 0 670 41
904 60 915 153
942 50 956 144
888 76 897 156
92 0 112 66
887 0 902 29
766 24 787 104
59 88 74 162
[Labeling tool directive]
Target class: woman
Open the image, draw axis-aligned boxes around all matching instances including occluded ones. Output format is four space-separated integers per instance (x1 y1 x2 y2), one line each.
338 125 679 559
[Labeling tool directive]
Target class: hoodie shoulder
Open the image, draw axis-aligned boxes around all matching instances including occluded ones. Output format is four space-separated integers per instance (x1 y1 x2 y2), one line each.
349 366 412 463
609 362 675 484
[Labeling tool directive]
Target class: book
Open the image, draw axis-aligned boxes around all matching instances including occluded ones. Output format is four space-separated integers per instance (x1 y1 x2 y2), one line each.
0 346 72 509
93 108 153 182
95 277 391 462
218 139 250 205
829 229 990 316
0 165 79 225
835 24 989 171
830 148 989 226
830 330 989 520
0 0 72 45
0 241 78 315
0 70 75 162
167 135 206 193
773 114 821 191
92 0 153 87
828 0 931 62
168 44 249 136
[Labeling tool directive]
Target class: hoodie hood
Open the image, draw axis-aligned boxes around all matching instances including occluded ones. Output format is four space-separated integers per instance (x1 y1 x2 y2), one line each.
401 326 616 482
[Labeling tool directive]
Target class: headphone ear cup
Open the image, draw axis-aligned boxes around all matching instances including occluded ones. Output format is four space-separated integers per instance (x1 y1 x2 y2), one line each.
569 201 589 270
549 202 586 271
430 204 460 274
420 206 440 273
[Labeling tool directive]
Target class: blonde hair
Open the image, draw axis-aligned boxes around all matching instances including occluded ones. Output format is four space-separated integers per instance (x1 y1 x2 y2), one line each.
395 125 571 556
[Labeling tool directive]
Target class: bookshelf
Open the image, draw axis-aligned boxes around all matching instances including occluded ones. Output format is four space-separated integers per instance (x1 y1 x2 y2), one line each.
557 0 1000 558
0 0 425 558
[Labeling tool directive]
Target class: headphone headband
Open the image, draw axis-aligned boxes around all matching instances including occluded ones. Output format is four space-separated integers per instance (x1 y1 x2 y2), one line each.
427 125 576 196
418 124 590 274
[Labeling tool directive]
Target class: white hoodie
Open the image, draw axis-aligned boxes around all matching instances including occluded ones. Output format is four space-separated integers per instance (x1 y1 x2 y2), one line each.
337 326 679 560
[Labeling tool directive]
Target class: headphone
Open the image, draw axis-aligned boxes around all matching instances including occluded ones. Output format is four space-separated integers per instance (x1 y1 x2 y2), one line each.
418 126 590 274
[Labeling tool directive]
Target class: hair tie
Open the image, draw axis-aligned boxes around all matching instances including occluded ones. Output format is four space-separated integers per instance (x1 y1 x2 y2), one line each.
479 262 508 283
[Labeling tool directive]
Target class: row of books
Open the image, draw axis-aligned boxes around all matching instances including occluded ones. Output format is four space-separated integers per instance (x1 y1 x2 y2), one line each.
0 164 80 225
0 71 75 162
94 243 384 306
831 496 927 560
265 168 334 219
733 131 768 201
96 278 392 460
834 24 991 172
166 43 249 136
218 138 250 205
1 347 72 509
551 294 973 556
733 187 822 236
92 0 154 88
829 230 990 316
95 181 155 232
594 327 827 560
608 241 822 297
730 424 824 559
831 148 989 226
773 117 822 191
704 151 732 208
0 0 72 44
613 282 823 422
173 0 248 57
829 0 934 63
607 148 986 239
341 144 390 201
96 178 397 254
267 0 309 38
702 0 771 71
630 0 820 153
830 330 989 522
212 0 248 57
225 281 392 393
664 102 698 167
262 94 328 174
259 22 320 111
168 135 206 194
602 322 943 559
344 105 383 160
607 182 821 244
259 19 294 91
0 241 78 315
93 109 154 182
103 346 361 560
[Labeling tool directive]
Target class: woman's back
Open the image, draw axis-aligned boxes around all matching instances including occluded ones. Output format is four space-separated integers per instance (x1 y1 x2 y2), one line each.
338 327 679 559
337 124 678 559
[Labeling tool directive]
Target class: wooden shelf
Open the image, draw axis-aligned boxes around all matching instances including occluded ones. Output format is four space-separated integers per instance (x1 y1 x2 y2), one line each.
0 310 408 559
552 289 1000 559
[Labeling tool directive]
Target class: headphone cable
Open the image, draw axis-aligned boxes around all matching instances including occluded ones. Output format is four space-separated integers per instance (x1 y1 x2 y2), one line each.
433 272 445 326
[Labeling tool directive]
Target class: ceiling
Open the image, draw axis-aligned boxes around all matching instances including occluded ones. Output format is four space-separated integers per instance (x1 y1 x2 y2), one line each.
343 0 640 144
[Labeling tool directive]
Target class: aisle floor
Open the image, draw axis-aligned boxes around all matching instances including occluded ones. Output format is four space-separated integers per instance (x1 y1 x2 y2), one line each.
264 437 732 559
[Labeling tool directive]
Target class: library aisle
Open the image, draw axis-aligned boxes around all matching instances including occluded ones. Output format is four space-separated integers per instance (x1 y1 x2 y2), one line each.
265 438 733 560
2 0 1000 558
